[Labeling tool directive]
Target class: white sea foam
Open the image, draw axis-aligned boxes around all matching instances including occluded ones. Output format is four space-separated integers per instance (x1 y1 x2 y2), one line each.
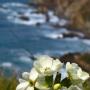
59 19 68 26
82 39 90 45
45 33 63 39
7 11 46 25
41 28 70 39
48 11 54 16
3 2 27 8
2 2 69 26
2 2 46 26
48 11 59 22
49 15 59 24
48 11 68 26
19 56 33 63
1 62 13 68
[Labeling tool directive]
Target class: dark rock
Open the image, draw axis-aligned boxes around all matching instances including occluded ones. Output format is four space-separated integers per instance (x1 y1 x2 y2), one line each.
59 52 90 73
19 15 30 21
63 32 84 39
36 22 41 26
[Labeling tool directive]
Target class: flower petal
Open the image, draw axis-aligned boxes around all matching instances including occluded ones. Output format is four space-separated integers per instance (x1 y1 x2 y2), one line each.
36 55 53 68
22 72 29 80
52 59 63 72
34 55 63 76
16 82 29 90
19 78 26 83
77 68 89 81
29 68 38 82
26 86 34 90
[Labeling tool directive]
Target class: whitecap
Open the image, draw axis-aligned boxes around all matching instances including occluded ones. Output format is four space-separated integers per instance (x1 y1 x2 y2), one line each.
45 33 63 39
48 11 68 26
48 11 54 16
1 62 13 68
7 11 46 25
19 56 33 63
49 15 59 24
59 19 68 26
47 11 60 24
2 2 28 8
82 39 90 45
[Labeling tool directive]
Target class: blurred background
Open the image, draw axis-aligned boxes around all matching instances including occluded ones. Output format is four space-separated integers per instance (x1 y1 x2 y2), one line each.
0 0 90 89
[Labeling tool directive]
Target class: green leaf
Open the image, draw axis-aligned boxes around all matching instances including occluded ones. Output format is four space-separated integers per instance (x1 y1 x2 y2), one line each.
45 75 53 87
61 78 71 88
34 87 39 90
83 78 90 90
54 73 61 84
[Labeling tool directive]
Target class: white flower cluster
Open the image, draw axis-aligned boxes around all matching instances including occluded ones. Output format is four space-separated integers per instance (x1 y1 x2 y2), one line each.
16 55 90 90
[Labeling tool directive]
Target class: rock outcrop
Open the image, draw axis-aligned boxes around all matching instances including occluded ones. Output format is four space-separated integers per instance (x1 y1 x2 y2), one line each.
32 0 90 30
60 53 90 73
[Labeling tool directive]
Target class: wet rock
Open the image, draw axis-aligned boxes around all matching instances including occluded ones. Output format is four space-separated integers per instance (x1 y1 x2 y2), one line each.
19 15 30 21
45 29 85 39
59 52 90 73
63 32 84 39
66 27 90 39
33 0 90 38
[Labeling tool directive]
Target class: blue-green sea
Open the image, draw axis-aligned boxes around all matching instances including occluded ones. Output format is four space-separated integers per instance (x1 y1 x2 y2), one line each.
0 0 90 75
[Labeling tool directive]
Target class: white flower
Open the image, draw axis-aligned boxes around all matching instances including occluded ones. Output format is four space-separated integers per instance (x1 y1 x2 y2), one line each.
16 81 34 90
66 62 89 81
34 55 63 76
77 68 89 81
29 68 39 83
16 68 38 90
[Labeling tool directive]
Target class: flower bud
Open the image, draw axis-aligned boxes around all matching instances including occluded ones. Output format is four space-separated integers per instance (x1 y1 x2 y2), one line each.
54 83 61 90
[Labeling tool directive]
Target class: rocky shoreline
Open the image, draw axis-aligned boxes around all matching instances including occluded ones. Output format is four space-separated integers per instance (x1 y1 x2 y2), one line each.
28 0 90 39
0 0 90 74
1 1 90 39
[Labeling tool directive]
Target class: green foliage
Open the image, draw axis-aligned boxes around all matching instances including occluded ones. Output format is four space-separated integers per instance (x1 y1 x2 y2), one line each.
45 75 53 87
83 78 90 90
54 73 61 84
0 76 18 90
61 78 71 88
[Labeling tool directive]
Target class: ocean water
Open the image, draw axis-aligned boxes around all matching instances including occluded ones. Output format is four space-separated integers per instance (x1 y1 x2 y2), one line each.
0 0 90 75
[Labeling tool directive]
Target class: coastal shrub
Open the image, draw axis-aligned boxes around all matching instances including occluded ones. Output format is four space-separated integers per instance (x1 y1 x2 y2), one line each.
16 55 90 90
